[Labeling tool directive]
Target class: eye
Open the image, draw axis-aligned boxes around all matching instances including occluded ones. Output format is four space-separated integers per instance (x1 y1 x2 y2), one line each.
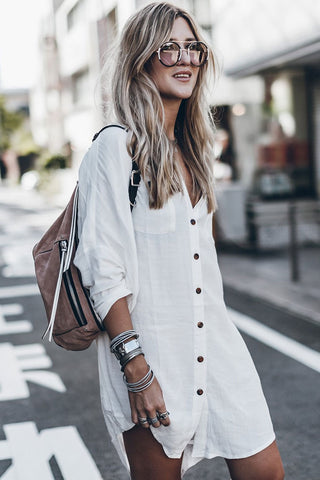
189 42 202 51
161 42 179 52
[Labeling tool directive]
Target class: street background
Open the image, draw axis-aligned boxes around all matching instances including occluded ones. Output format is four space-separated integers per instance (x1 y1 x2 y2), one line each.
0 185 319 479
1 0 320 478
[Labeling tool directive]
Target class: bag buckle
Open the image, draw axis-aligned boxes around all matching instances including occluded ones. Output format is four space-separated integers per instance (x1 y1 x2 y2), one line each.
131 170 140 187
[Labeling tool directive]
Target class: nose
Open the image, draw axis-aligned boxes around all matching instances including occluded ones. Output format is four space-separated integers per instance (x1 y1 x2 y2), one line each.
178 48 191 65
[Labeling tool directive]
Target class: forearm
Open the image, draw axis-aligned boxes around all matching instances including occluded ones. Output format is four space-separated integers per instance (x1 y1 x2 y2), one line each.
103 298 169 427
102 296 133 338
103 297 148 380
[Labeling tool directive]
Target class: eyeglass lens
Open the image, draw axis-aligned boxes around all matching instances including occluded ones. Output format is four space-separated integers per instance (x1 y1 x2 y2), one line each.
159 42 207 67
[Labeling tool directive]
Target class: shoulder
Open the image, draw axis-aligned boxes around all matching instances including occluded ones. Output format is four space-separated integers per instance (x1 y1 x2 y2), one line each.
93 124 129 151
79 124 131 181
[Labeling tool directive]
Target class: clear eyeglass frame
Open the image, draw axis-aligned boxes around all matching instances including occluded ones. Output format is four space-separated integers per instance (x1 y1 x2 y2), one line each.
156 41 209 67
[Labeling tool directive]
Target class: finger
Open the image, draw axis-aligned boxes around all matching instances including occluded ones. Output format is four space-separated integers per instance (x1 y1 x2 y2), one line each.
146 410 161 428
132 411 139 425
157 412 170 426
128 393 139 425
157 404 170 426
136 408 150 429
138 415 150 428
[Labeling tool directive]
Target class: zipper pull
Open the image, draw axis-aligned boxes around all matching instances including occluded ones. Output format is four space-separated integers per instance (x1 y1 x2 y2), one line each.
60 240 68 252
42 239 68 342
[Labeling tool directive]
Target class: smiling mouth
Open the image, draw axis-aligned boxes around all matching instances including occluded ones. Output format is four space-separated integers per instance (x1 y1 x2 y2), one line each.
173 73 191 79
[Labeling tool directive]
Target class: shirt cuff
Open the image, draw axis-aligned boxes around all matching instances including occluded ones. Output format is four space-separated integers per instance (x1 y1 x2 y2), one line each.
90 283 133 322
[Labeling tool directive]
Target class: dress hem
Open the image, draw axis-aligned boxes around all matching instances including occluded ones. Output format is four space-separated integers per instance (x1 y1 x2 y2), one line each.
110 427 276 478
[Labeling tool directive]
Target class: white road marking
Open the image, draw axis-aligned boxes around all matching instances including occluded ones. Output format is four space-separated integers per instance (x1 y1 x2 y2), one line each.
0 343 66 401
2 244 36 278
0 284 39 299
0 303 33 334
228 308 320 373
0 304 23 315
0 422 103 479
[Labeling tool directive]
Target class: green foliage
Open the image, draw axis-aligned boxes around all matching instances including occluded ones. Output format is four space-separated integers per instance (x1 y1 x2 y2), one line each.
42 154 67 170
0 96 24 151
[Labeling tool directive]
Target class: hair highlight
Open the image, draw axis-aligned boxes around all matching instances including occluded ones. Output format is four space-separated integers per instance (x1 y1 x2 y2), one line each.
101 2 217 211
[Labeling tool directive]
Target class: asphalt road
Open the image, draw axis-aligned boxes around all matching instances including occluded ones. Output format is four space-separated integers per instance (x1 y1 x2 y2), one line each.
0 192 319 480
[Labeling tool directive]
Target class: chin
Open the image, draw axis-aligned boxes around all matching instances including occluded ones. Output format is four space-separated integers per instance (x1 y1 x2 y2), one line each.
164 89 195 100
176 85 196 99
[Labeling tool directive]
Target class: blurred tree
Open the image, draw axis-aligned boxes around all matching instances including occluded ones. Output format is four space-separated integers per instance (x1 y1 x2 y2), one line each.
0 96 24 152
42 154 67 170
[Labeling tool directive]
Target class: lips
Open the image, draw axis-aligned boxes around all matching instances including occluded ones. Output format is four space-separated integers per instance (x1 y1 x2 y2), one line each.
173 70 192 79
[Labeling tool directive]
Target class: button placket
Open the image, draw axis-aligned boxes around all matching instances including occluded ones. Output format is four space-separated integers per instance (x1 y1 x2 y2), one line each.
189 215 203 309
188 212 206 406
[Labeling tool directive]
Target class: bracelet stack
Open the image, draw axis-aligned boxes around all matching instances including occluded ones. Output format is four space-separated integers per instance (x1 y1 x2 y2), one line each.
110 330 144 372
123 364 155 392
110 330 154 392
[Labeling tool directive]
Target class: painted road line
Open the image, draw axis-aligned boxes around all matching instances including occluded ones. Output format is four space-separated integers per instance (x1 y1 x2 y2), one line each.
0 284 39 299
1 422 103 479
0 303 33 335
228 308 320 374
0 343 66 401
0 304 23 315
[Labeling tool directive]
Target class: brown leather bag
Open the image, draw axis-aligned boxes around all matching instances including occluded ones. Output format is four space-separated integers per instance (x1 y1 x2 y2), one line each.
33 125 140 350
33 184 105 350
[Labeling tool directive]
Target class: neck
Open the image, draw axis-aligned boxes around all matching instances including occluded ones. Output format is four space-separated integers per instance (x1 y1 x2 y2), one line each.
161 97 182 141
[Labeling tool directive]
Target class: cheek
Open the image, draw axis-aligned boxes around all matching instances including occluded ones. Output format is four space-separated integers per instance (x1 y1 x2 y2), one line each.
193 70 200 86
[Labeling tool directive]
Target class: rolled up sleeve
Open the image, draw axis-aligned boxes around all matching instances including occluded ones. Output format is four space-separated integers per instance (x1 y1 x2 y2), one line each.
73 126 139 322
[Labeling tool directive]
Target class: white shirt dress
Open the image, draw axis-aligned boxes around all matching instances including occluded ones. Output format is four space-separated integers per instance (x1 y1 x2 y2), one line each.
74 126 275 477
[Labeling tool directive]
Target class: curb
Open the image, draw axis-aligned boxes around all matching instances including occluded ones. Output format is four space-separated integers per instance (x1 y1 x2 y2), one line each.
222 279 320 327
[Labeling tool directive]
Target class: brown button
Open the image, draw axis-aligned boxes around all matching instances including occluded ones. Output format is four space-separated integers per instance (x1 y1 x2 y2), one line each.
190 219 196 225
196 287 202 294
194 253 199 260
197 389 204 395
197 356 204 363
197 322 204 328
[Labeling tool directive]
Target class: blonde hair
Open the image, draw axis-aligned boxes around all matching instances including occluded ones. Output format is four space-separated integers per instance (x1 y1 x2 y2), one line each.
103 2 217 211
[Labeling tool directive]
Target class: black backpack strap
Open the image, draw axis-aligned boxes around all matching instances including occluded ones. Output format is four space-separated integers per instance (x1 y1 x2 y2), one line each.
92 124 141 211
92 124 126 142
129 161 141 211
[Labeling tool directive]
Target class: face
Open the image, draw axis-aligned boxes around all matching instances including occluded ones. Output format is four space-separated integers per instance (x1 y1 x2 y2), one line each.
148 17 200 102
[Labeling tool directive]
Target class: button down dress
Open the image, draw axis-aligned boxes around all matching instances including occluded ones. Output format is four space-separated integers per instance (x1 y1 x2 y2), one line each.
74 126 275 476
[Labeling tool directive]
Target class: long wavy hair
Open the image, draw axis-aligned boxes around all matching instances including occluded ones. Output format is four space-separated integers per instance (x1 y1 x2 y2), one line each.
102 2 217 211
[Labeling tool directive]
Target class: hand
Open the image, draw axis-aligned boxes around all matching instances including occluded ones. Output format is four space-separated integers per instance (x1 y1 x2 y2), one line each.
124 356 170 429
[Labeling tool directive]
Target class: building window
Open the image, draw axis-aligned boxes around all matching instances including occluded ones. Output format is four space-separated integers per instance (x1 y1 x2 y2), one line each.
72 69 89 105
97 8 117 66
67 0 85 31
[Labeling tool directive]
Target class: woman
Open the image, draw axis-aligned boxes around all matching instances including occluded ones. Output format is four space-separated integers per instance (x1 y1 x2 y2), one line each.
74 2 285 479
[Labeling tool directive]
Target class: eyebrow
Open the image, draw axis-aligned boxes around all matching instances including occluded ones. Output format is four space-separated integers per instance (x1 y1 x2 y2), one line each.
169 37 197 41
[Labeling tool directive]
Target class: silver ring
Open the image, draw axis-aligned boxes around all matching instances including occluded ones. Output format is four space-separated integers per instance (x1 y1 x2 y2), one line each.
157 411 170 421
148 416 159 425
138 416 148 425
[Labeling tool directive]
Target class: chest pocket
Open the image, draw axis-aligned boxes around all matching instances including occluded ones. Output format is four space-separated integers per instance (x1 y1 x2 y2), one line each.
132 181 176 234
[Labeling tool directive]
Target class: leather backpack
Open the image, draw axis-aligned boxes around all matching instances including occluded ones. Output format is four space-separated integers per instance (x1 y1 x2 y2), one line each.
33 125 140 350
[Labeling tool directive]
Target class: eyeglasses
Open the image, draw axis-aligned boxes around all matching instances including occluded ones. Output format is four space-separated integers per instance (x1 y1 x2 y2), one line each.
156 41 208 67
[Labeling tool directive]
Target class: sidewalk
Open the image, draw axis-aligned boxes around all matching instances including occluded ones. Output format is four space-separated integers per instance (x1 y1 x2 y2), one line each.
1 182 319 326
217 245 320 325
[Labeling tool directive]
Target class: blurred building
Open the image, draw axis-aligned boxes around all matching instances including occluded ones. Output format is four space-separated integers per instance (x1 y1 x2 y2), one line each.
30 0 212 168
0 88 29 114
30 0 320 246
212 0 320 197
210 0 320 247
